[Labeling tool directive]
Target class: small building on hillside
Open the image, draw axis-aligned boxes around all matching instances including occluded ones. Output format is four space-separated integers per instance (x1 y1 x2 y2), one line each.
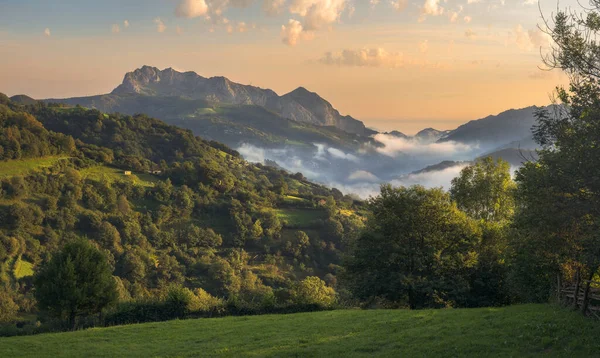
124 171 132 176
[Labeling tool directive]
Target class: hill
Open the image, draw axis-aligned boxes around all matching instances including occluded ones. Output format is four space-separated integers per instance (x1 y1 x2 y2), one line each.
53 66 368 136
1 304 598 357
0 94 364 320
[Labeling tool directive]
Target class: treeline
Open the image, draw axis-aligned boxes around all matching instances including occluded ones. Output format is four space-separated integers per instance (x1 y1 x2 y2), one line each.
344 2 600 312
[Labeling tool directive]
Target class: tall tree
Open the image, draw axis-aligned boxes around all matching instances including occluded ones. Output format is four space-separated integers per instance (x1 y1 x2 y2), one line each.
513 2 600 304
34 239 118 329
344 185 480 309
450 158 515 306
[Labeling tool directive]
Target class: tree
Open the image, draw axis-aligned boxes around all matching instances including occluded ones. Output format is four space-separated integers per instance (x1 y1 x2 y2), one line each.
290 276 336 307
344 185 480 309
511 2 600 305
450 158 515 306
34 239 118 329
0 290 18 323
450 157 516 222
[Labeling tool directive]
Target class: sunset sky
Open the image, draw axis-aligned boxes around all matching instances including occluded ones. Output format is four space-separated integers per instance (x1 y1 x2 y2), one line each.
0 0 570 133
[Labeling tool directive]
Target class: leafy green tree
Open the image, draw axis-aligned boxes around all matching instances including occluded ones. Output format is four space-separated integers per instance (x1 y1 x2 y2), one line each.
450 158 514 306
290 276 336 307
34 239 118 329
0 290 18 323
450 157 516 222
344 185 480 309
511 2 600 304
250 219 264 241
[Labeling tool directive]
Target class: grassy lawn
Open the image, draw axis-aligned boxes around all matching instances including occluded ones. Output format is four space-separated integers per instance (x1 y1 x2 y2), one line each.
12 257 34 279
80 166 158 187
283 195 310 205
0 156 69 179
275 208 326 227
1 304 599 357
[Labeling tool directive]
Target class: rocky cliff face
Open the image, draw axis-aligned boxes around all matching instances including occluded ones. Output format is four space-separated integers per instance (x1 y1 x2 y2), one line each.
111 66 367 135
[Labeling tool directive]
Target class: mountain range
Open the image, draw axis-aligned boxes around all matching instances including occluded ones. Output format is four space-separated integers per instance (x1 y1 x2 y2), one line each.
61 66 369 136
9 65 550 196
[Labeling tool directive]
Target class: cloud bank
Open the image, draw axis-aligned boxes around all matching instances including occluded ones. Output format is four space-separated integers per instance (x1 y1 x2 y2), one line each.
373 133 476 157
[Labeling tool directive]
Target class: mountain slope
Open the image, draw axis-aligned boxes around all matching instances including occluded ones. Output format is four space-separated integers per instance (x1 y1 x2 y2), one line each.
441 106 542 147
46 93 372 151
0 94 364 318
101 66 367 135
414 128 450 143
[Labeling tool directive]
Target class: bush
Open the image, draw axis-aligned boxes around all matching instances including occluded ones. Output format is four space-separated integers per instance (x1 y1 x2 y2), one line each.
0 291 18 323
192 288 224 314
104 300 176 326
290 277 336 307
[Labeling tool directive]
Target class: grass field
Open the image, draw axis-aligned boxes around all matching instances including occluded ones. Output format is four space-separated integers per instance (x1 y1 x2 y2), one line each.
80 166 158 187
275 208 326 227
1 304 599 357
0 156 69 179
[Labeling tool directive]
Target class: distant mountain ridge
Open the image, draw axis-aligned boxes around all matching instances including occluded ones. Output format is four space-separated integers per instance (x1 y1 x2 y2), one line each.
439 106 546 147
109 66 368 135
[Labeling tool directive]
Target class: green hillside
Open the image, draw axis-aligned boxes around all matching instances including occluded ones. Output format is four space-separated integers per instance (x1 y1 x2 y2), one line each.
0 156 70 179
47 94 374 150
1 304 598 357
0 94 364 327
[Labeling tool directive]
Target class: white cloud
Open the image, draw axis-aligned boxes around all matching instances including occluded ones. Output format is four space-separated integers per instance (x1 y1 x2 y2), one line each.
44 28 51 36
289 0 347 31
373 133 476 157
419 40 429 53
123 20 130 28
371 0 381 6
449 11 459 23
464 15 472 23
319 48 405 67
328 147 359 161
419 0 444 22
111 24 120 34
347 3 356 18
263 0 286 15
154 18 167 33
514 25 551 50
390 0 407 11
467 0 480 3
281 19 306 45
176 0 209 18
348 170 380 182
391 164 469 190
237 21 249 32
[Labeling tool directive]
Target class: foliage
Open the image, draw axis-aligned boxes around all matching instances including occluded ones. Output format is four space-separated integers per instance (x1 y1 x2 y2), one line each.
33 239 118 328
0 290 18 323
290 276 336 307
450 157 516 222
0 96 357 330
344 185 481 309
511 1 600 302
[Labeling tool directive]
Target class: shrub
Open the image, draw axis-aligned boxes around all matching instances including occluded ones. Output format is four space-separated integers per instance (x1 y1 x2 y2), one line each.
290 276 336 307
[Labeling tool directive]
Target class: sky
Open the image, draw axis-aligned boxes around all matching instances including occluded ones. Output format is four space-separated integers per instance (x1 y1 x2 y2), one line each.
0 0 571 134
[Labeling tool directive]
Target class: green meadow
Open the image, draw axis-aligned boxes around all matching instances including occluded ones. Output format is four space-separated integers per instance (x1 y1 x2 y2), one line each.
1 304 599 357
